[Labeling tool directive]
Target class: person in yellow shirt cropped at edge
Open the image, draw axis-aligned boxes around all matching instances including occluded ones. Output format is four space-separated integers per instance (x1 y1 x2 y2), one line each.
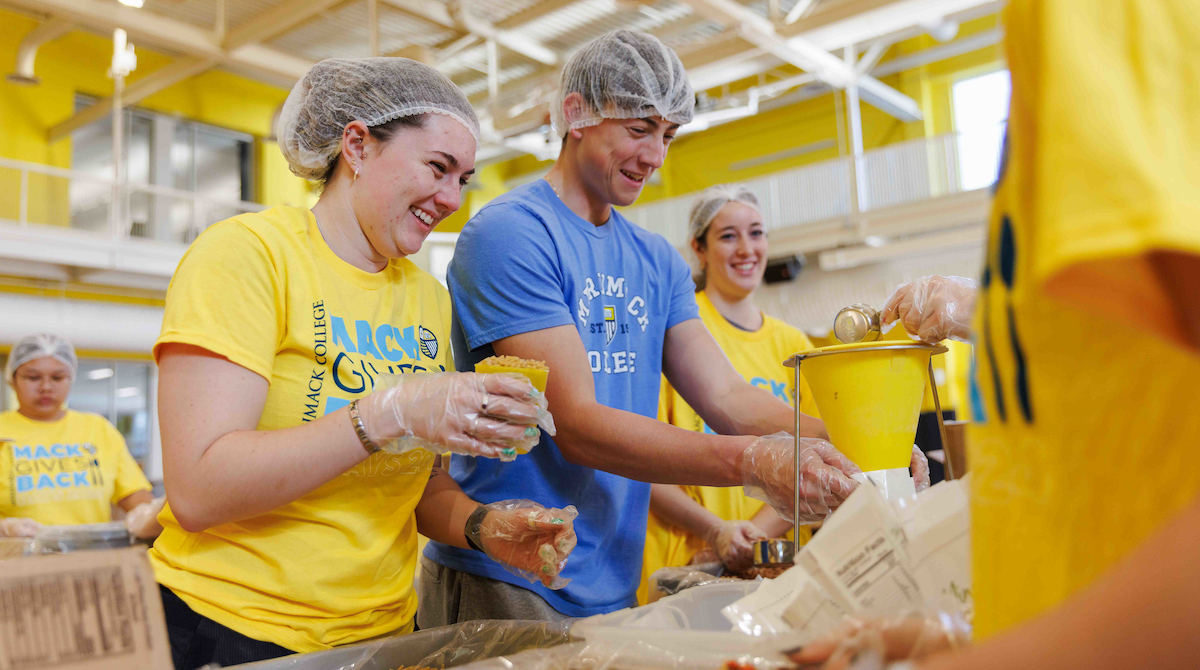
150 58 578 670
640 184 825 603
792 1 1200 668
0 333 162 539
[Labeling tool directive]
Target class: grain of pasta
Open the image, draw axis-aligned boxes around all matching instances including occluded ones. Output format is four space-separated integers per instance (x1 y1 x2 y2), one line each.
478 355 549 371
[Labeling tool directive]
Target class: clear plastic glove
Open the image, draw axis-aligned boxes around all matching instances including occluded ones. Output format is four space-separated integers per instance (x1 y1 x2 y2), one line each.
479 500 578 590
911 445 930 492
359 372 556 461
705 520 768 573
124 497 165 539
0 517 40 538
743 433 862 524
882 275 978 343
787 612 970 669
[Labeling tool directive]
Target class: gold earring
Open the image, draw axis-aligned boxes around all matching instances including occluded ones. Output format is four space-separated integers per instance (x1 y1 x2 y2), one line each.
352 165 359 182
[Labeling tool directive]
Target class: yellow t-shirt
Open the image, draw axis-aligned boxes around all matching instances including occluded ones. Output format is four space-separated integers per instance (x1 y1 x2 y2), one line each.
970 0 1200 639
638 291 817 603
0 410 150 524
149 205 453 652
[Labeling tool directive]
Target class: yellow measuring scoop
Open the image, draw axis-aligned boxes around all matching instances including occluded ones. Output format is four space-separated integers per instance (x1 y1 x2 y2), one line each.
474 357 550 455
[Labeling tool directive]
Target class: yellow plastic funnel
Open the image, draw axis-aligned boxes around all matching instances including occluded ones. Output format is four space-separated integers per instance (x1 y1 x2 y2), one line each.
791 341 946 472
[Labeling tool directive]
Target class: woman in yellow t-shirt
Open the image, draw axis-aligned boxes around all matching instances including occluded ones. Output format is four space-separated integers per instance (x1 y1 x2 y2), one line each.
151 58 576 670
0 333 160 539
793 1 1200 668
640 184 821 602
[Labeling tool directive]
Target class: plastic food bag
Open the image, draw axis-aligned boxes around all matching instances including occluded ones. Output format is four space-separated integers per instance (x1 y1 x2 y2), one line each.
218 620 574 670
892 476 973 624
33 522 132 554
454 637 798 670
794 484 921 618
722 565 844 638
646 563 738 602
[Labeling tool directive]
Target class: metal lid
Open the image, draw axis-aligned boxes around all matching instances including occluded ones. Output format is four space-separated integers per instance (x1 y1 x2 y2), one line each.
833 303 882 343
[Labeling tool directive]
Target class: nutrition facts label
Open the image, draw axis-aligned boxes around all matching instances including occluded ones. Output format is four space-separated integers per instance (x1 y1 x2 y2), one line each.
833 529 921 614
0 566 154 670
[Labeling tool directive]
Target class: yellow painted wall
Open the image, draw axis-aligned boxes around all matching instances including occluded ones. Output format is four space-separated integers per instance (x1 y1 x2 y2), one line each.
0 9 308 224
0 9 1004 235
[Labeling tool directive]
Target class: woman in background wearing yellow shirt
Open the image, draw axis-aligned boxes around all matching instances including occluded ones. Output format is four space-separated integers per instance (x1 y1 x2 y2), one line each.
640 185 819 601
0 333 161 539
152 58 577 670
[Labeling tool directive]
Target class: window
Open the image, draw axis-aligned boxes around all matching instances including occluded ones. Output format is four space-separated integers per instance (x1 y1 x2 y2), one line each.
951 70 1011 191
70 98 254 243
71 361 154 472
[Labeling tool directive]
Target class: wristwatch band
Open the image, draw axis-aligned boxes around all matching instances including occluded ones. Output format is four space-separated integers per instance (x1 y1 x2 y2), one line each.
464 505 489 552
348 399 381 455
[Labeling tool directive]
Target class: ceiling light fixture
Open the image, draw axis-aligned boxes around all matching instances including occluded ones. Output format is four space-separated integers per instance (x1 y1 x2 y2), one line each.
87 368 115 380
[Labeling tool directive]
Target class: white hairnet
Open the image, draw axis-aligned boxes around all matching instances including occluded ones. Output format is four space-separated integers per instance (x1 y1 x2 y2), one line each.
276 57 481 181
551 30 694 134
5 333 77 384
688 183 762 243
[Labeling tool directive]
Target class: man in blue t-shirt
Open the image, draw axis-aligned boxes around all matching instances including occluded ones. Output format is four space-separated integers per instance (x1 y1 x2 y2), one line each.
419 30 871 625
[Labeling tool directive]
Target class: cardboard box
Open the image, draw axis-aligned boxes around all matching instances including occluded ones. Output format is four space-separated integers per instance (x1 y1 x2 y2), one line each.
0 547 172 670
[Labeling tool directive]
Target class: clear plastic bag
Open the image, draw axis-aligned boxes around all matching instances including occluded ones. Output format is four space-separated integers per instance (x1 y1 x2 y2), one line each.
453 637 797 670
33 521 132 554
646 563 739 602
220 620 574 670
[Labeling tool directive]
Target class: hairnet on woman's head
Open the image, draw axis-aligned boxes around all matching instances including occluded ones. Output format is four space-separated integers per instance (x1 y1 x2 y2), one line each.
5 333 78 384
688 183 762 243
276 57 481 181
551 29 695 134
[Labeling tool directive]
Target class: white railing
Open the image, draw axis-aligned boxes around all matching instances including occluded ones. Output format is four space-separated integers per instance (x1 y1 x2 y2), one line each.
1 124 1004 252
0 156 264 245
622 124 1004 248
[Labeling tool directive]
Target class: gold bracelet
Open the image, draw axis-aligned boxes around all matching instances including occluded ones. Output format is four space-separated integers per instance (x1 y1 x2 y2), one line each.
348 399 381 455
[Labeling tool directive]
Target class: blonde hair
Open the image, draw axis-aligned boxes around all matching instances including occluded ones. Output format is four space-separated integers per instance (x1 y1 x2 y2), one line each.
687 184 762 290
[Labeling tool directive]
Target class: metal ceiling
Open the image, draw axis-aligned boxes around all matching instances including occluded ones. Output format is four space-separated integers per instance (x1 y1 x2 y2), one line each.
2 0 1004 159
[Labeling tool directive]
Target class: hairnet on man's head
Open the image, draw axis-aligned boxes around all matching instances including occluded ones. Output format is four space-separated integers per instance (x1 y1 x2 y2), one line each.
5 333 78 384
276 57 481 181
551 30 694 134
688 183 762 243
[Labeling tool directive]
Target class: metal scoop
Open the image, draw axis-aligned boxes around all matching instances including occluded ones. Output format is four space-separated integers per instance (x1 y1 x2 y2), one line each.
750 351 808 569
752 538 794 566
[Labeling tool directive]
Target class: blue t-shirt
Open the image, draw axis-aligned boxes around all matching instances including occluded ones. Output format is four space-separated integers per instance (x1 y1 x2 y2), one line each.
424 179 700 616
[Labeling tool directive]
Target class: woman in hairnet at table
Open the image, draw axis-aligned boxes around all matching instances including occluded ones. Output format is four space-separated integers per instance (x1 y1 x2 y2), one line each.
148 57 577 670
0 333 162 539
